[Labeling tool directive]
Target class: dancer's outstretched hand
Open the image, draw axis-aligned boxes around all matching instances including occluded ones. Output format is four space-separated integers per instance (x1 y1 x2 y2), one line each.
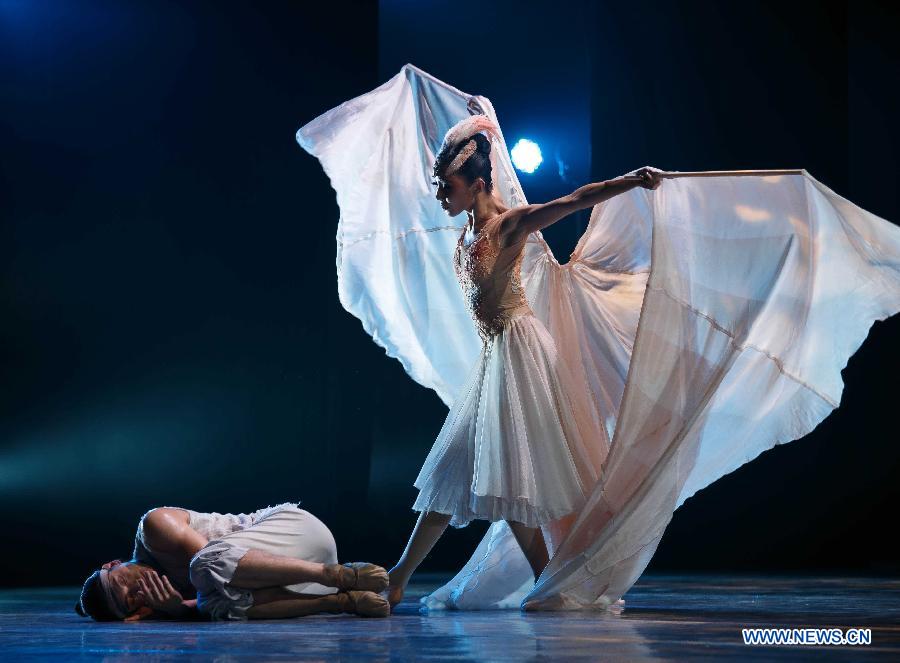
632 167 663 190
137 570 186 617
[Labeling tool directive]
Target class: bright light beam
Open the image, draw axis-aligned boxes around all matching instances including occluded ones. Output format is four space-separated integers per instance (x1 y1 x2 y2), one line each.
510 138 542 174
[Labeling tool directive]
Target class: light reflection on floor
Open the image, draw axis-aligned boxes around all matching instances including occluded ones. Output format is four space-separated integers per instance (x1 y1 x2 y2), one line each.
1 574 898 661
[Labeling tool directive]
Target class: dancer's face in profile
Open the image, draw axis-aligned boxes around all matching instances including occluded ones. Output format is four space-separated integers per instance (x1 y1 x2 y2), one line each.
434 172 480 217
100 559 150 618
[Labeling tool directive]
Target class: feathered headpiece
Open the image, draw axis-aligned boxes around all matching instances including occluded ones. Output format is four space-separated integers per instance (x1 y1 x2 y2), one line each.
436 113 502 176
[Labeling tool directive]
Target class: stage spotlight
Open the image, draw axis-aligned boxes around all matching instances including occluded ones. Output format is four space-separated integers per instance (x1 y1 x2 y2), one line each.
510 138 542 174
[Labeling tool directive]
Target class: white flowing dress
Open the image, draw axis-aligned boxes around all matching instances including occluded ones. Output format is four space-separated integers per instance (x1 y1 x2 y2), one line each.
296 63 900 611
412 213 607 529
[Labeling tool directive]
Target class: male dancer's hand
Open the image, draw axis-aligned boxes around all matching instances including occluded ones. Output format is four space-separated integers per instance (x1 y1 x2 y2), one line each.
137 570 189 618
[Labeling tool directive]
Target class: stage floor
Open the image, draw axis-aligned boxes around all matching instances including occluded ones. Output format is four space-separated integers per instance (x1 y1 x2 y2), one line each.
1 574 897 660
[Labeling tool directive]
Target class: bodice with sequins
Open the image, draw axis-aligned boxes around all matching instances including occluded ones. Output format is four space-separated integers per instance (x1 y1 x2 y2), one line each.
453 214 533 342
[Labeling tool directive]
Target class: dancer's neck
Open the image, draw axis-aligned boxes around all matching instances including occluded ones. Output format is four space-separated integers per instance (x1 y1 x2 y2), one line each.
469 193 509 233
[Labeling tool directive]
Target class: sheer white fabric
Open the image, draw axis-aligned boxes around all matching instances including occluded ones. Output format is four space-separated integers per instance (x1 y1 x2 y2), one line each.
296 63 900 611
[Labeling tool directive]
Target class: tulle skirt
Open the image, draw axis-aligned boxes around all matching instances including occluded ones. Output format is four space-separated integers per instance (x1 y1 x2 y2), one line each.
413 310 604 529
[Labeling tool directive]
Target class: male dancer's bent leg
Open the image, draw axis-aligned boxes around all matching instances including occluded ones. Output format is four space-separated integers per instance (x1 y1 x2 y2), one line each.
189 507 387 620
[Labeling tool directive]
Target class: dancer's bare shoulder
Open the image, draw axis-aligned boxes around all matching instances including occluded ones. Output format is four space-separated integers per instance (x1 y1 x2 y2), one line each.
502 194 586 246
497 206 531 249
142 507 207 556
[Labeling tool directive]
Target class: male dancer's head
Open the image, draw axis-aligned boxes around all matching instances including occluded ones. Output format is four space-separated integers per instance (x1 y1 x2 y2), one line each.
75 558 157 621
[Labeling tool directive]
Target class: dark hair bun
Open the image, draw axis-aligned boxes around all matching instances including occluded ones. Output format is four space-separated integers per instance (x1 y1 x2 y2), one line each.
432 128 493 193
474 132 491 155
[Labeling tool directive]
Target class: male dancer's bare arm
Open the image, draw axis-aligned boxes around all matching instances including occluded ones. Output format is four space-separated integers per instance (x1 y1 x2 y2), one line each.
141 508 209 557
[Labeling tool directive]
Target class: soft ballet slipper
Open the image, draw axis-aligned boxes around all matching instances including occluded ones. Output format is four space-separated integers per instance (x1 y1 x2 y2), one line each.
329 562 389 592
342 590 390 618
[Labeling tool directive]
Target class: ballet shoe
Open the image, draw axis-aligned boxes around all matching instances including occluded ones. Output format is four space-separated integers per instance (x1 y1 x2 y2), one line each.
341 590 390 618
328 562 389 592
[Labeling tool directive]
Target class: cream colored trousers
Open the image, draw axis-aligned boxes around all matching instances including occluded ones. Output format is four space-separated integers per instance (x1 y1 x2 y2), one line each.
189 504 338 620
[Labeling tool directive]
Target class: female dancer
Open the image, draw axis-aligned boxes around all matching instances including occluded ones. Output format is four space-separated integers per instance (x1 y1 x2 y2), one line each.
76 501 390 621
386 115 661 607
299 64 899 613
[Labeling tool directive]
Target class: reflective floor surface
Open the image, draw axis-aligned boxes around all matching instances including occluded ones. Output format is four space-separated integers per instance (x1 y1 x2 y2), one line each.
1 574 898 661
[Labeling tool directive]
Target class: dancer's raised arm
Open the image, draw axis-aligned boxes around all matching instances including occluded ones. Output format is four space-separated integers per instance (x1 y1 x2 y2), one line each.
504 167 662 244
